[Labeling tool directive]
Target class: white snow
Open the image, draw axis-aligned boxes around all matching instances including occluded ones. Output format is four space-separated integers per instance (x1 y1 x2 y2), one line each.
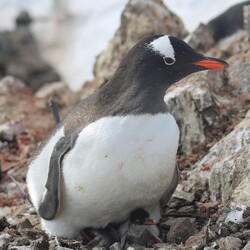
0 0 243 91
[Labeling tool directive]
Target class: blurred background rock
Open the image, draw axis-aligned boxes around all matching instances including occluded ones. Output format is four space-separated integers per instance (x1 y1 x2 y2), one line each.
0 0 244 91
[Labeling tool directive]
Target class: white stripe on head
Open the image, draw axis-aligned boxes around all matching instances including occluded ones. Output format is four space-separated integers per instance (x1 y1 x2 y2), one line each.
147 35 175 59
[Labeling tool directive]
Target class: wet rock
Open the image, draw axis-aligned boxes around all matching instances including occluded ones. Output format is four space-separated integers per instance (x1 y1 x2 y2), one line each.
217 236 242 250
191 110 250 207
164 81 220 154
167 218 198 244
93 0 188 87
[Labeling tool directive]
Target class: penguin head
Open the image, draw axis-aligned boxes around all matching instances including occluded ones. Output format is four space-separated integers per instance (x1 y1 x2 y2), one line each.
130 209 157 226
118 34 228 89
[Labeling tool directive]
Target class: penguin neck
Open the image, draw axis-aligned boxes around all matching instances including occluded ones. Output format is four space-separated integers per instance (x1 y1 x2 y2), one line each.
96 65 169 115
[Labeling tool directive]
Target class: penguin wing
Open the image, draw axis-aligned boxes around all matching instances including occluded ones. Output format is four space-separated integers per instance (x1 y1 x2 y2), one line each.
38 133 78 220
160 164 180 206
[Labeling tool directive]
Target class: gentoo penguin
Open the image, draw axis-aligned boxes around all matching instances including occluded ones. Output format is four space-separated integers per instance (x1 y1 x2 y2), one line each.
27 35 227 242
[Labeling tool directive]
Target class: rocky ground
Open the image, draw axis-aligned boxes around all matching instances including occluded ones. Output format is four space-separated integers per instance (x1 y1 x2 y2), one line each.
1 0 250 249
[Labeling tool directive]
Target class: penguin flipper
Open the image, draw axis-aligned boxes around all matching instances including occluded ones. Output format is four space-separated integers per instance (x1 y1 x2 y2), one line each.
160 164 180 206
38 134 77 220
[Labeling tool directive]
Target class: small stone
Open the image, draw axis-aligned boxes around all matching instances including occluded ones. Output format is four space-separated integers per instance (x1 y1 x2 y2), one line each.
0 216 10 231
215 223 230 237
0 238 9 250
19 227 48 240
167 218 198 244
198 202 218 218
110 242 122 250
30 236 49 249
217 236 242 250
204 242 219 250
225 204 248 223
13 237 30 246
185 223 215 249
18 218 33 230
226 222 242 233
168 188 194 208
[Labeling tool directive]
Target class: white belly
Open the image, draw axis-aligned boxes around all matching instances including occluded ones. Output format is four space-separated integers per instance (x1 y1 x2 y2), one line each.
27 113 179 237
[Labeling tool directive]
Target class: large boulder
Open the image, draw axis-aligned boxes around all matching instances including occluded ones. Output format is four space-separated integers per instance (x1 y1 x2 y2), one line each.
191 110 250 207
93 0 188 87
164 80 220 154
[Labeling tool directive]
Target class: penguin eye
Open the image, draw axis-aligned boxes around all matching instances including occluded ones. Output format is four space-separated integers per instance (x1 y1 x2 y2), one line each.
163 57 175 65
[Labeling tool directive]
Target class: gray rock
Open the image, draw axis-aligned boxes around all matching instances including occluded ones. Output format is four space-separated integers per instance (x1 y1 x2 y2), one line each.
167 218 198 244
161 217 195 229
186 23 214 51
191 110 250 207
12 237 30 246
110 242 122 250
0 237 9 250
217 236 242 250
185 223 215 249
225 204 249 223
228 58 250 100
164 81 219 154
0 76 26 93
35 82 70 99
93 0 188 87
17 218 33 230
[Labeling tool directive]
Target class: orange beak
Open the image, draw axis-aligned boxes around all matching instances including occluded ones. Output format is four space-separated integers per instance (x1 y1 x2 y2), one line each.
144 219 157 225
192 57 228 69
